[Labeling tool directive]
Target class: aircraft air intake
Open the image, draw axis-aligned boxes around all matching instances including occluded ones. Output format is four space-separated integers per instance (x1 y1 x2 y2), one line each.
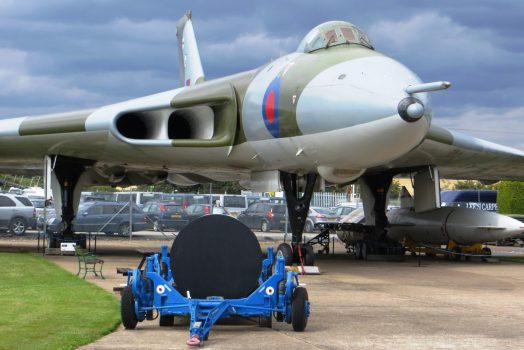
398 97 425 122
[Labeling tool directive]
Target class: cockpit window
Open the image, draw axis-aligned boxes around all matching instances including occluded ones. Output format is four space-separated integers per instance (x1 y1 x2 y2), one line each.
296 21 373 53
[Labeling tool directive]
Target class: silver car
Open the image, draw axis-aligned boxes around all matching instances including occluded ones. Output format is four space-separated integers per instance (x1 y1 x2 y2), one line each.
0 193 35 235
304 207 338 232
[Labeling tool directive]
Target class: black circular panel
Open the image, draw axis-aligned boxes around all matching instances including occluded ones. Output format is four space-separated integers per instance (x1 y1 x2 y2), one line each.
170 215 262 299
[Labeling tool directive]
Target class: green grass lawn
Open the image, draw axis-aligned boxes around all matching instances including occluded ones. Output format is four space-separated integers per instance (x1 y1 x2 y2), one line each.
0 253 120 350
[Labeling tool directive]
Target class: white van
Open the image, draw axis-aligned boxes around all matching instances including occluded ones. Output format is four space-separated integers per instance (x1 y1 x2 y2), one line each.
211 194 247 217
114 192 163 207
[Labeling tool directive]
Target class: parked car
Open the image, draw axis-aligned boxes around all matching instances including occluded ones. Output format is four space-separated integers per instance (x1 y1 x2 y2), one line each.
159 193 210 209
237 203 287 232
0 193 36 235
333 204 357 221
37 207 56 232
142 201 188 231
47 201 151 235
183 204 231 223
304 207 337 232
28 196 48 229
113 191 163 208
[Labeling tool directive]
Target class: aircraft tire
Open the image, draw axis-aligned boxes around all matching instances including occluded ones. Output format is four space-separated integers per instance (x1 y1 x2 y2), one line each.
159 315 174 327
121 286 138 329
292 287 308 332
361 242 368 260
304 221 313 233
303 245 315 266
355 241 362 259
276 243 293 266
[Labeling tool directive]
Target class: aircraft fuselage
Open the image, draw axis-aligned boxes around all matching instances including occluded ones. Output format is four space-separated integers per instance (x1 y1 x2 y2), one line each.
0 45 431 186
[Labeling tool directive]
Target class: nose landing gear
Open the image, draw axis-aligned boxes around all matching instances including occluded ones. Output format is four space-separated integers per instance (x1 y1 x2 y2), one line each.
276 171 317 266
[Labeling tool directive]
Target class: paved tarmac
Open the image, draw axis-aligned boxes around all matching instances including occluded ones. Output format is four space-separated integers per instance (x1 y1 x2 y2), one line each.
2 235 524 349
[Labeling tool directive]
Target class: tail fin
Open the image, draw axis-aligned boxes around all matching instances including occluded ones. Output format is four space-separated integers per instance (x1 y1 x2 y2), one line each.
176 11 205 87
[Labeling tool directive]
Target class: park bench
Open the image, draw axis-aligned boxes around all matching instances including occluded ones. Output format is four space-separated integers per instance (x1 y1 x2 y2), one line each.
75 246 104 279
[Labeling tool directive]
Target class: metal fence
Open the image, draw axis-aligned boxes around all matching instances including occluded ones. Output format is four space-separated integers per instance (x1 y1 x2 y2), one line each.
311 192 351 207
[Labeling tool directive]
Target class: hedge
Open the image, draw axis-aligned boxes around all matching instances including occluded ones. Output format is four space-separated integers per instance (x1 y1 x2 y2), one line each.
497 181 524 214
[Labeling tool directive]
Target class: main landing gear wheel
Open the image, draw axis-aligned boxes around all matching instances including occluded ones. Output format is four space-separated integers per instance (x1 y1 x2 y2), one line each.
361 242 369 261
121 286 138 329
303 244 315 266
292 287 308 332
304 221 313 233
276 243 293 266
355 241 363 259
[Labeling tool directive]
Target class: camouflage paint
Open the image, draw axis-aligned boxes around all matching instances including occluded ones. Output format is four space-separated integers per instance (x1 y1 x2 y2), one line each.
242 46 381 141
19 110 94 136
276 46 382 138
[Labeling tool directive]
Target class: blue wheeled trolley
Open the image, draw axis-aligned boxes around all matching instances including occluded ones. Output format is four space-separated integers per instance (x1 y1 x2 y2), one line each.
120 215 310 347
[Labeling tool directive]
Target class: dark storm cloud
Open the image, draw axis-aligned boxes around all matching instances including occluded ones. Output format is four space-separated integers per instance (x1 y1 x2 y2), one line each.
0 0 522 147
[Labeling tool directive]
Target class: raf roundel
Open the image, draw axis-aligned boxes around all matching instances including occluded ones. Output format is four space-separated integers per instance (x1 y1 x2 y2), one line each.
262 76 281 138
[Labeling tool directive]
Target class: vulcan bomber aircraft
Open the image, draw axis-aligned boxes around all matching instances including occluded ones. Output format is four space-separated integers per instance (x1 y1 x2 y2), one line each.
1 12 524 264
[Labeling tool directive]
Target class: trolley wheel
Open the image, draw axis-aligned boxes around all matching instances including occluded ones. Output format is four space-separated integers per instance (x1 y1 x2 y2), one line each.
159 315 174 327
153 220 160 232
276 243 293 266
481 247 492 255
481 247 492 262
258 315 272 328
292 287 308 332
261 220 269 232
303 245 315 266
121 286 138 329
451 246 462 261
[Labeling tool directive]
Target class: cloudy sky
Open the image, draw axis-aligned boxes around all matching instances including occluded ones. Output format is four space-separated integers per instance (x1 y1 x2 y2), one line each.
0 0 523 148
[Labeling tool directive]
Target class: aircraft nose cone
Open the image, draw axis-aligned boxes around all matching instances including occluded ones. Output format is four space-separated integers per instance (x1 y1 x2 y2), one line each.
398 97 425 122
497 215 524 241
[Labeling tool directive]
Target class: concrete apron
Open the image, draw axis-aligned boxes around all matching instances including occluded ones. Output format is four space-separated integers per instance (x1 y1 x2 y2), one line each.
40 240 524 350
